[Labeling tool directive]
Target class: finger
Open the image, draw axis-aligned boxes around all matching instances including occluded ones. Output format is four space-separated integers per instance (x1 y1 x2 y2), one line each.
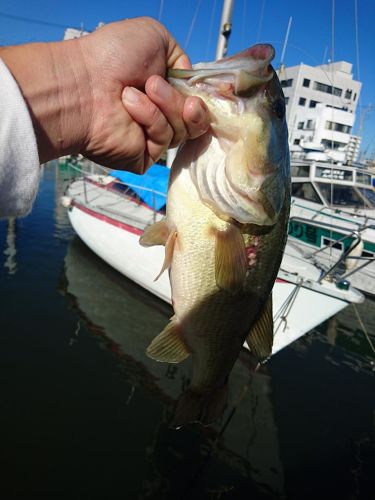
163 31 192 70
145 76 188 147
146 76 209 147
122 86 173 164
182 96 210 139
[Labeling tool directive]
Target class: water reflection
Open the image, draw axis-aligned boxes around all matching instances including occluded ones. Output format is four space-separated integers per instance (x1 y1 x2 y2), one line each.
61 236 286 499
3 217 17 275
304 300 375 375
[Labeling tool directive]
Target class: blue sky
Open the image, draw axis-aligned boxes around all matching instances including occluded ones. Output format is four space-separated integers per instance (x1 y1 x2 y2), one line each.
1 0 374 158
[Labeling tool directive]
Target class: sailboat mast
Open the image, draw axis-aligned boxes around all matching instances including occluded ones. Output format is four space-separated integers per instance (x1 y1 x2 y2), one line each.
215 0 234 60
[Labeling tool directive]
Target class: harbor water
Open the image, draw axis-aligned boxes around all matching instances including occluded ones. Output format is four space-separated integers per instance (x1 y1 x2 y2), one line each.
0 163 374 499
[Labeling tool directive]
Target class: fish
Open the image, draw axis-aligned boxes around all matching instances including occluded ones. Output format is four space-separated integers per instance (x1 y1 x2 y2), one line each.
140 44 290 428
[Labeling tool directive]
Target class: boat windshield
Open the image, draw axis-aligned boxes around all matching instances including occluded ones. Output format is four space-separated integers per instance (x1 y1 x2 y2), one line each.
316 182 370 208
291 164 310 177
358 187 375 208
291 182 323 203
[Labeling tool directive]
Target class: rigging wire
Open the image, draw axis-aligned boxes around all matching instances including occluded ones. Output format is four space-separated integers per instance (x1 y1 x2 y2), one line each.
354 0 361 83
0 11 83 31
241 0 248 49
205 0 217 60
256 0 265 43
329 0 335 264
158 0 164 22
184 0 203 50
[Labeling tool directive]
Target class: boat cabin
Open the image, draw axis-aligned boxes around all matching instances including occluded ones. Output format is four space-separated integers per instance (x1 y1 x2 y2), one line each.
291 160 375 211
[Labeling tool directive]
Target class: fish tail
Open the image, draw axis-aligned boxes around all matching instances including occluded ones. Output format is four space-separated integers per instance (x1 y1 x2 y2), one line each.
170 384 228 429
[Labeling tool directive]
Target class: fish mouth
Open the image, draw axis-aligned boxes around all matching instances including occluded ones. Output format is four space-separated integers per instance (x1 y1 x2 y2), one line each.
168 44 275 95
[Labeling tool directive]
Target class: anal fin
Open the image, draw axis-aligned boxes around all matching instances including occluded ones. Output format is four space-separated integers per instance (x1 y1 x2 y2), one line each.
246 294 273 363
147 317 190 363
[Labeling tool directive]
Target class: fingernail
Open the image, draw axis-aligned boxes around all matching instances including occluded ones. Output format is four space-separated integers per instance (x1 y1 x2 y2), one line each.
153 77 172 99
123 86 141 104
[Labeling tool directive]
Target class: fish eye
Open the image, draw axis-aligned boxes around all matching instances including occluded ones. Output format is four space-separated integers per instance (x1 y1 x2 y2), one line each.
271 98 285 119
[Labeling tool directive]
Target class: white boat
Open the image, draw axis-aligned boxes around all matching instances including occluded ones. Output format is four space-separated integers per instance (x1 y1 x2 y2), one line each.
289 159 375 295
61 161 364 357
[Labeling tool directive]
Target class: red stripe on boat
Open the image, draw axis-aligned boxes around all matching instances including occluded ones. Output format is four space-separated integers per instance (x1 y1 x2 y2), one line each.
72 200 144 236
275 278 288 283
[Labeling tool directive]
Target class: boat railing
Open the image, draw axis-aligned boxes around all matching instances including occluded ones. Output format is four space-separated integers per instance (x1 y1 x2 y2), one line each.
289 214 375 282
293 200 375 228
289 215 374 242
65 158 167 224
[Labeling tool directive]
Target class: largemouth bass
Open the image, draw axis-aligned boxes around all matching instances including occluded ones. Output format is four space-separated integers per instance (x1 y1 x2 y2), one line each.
140 44 290 428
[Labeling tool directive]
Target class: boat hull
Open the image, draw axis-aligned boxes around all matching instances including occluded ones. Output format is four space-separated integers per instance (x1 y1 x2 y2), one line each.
67 191 363 355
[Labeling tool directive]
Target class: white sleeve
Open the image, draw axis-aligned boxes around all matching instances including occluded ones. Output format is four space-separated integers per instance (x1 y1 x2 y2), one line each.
0 58 40 217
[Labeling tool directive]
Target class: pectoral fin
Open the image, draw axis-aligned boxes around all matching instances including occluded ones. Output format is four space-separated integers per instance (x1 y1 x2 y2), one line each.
246 294 273 363
140 219 170 247
215 224 247 293
147 317 190 363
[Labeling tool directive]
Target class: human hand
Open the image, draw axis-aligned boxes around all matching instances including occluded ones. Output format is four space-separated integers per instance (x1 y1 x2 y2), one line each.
79 17 209 172
0 17 209 171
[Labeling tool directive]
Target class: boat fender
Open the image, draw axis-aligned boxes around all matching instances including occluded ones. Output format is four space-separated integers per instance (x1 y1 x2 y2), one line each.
61 195 72 208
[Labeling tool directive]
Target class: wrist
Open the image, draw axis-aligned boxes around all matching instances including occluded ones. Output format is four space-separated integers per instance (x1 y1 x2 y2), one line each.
0 39 92 163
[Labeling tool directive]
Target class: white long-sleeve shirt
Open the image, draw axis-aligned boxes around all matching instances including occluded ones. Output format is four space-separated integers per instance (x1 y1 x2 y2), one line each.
0 58 40 217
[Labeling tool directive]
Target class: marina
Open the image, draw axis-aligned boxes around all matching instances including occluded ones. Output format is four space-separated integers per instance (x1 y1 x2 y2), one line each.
62 159 364 355
1 0 374 497
1 161 374 499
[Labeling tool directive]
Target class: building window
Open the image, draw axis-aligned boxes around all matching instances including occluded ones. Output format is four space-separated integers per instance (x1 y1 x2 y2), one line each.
309 100 319 108
298 97 306 105
306 120 314 129
281 78 293 88
285 96 289 105
321 138 347 150
302 78 310 87
293 138 300 145
325 121 352 134
353 93 357 101
345 89 352 99
314 81 342 97
297 121 304 129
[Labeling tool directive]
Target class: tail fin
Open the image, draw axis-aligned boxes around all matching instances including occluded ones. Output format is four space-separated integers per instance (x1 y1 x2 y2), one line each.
170 384 228 429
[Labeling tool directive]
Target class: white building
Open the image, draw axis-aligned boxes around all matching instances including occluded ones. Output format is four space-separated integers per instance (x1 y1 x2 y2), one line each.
279 61 361 163
346 135 362 164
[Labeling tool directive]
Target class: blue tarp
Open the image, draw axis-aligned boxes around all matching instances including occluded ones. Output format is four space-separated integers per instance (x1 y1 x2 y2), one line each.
111 164 169 211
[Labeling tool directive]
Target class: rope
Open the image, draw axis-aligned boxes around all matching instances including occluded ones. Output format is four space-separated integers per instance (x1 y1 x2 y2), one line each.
274 278 304 335
352 304 375 356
